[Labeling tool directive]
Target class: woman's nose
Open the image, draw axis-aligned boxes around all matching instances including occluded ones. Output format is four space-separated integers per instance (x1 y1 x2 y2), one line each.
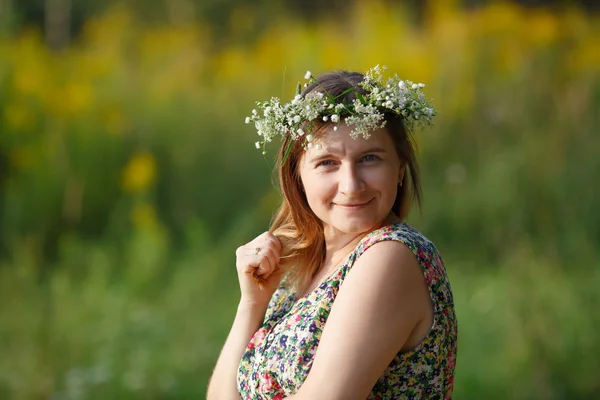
338 164 365 195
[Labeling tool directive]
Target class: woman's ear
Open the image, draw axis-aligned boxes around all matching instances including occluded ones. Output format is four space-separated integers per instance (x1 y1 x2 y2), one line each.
398 165 406 186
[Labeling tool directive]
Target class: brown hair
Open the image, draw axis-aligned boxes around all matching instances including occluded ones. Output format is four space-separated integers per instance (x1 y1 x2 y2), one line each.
270 70 422 294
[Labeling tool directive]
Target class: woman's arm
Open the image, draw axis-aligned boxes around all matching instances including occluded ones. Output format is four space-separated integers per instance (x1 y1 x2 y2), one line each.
207 303 265 400
288 240 433 400
208 232 283 400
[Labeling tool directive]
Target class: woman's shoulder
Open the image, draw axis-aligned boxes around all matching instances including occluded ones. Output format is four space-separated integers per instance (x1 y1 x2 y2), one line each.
358 221 440 258
352 222 451 286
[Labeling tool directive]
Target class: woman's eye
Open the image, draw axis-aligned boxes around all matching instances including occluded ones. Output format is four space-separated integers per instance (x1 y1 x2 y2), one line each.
361 154 380 162
317 160 336 167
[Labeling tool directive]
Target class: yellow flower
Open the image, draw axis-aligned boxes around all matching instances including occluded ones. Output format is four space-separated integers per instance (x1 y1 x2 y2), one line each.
121 151 157 194
64 82 94 116
569 38 600 74
527 10 558 48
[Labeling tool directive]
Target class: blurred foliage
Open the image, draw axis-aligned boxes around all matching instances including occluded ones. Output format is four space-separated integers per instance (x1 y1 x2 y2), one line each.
0 0 599 399
3 0 599 44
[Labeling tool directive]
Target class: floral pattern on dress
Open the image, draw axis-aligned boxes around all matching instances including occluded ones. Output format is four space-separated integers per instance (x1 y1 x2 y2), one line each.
237 222 458 399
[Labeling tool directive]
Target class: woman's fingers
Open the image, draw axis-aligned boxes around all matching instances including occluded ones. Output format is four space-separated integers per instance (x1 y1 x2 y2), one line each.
253 247 271 276
256 231 281 254
252 243 278 278
236 232 281 279
264 231 282 252
263 245 279 276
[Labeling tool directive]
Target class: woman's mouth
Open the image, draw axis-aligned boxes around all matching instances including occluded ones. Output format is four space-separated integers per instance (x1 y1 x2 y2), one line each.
334 199 373 210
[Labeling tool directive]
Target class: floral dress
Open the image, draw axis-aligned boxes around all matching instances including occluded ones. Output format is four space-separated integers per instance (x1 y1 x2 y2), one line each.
237 222 458 399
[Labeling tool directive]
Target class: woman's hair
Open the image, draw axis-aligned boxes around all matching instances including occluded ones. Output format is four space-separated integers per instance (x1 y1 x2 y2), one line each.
270 70 422 295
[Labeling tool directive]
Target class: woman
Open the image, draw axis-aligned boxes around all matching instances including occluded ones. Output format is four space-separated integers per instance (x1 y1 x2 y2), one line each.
208 66 457 399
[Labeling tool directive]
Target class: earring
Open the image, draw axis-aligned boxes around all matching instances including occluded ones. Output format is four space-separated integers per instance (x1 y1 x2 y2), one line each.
399 180 403 187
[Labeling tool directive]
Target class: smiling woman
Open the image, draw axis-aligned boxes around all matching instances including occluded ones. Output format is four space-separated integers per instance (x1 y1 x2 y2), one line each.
207 67 458 400
299 125 404 241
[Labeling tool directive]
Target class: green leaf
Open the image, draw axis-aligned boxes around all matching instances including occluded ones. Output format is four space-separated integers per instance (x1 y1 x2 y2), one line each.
355 92 367 104
310 77 335 103
325 90 335 103
336 87 357 100
281 139 294 165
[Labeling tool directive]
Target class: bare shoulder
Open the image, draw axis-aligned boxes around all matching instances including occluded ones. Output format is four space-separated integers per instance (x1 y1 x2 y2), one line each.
346 238 431 327
349 238 425 291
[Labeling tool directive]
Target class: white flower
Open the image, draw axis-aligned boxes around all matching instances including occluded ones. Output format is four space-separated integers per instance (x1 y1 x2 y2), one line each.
315 144 322 150
246 66 435 154
255 142 261 149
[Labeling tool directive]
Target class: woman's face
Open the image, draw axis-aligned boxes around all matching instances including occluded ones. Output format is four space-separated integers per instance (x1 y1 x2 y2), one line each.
298 123 404 238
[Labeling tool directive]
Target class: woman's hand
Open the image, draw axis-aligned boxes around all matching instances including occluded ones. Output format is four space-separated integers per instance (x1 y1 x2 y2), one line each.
235 231 283 309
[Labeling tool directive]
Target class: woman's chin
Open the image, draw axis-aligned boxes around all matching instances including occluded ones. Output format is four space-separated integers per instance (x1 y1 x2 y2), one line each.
327 218 382 236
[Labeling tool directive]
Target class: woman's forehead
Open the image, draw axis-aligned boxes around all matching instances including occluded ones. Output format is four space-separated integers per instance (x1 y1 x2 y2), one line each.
313 126 392 154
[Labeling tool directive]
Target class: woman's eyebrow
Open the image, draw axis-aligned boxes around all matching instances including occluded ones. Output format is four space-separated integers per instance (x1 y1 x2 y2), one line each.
359 147 387 155
308 147 388 163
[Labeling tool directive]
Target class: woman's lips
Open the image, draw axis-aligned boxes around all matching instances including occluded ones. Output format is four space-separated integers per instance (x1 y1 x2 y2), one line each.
334 199 373 210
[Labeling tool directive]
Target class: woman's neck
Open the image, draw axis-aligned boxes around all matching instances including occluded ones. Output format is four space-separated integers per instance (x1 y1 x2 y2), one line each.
323 233 364 265
322 214 399 264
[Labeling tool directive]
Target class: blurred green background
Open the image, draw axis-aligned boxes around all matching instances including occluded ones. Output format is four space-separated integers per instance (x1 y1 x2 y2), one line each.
0 0 599 398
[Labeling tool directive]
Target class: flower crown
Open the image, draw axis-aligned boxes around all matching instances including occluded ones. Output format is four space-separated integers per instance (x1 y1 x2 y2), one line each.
245 65 436 154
